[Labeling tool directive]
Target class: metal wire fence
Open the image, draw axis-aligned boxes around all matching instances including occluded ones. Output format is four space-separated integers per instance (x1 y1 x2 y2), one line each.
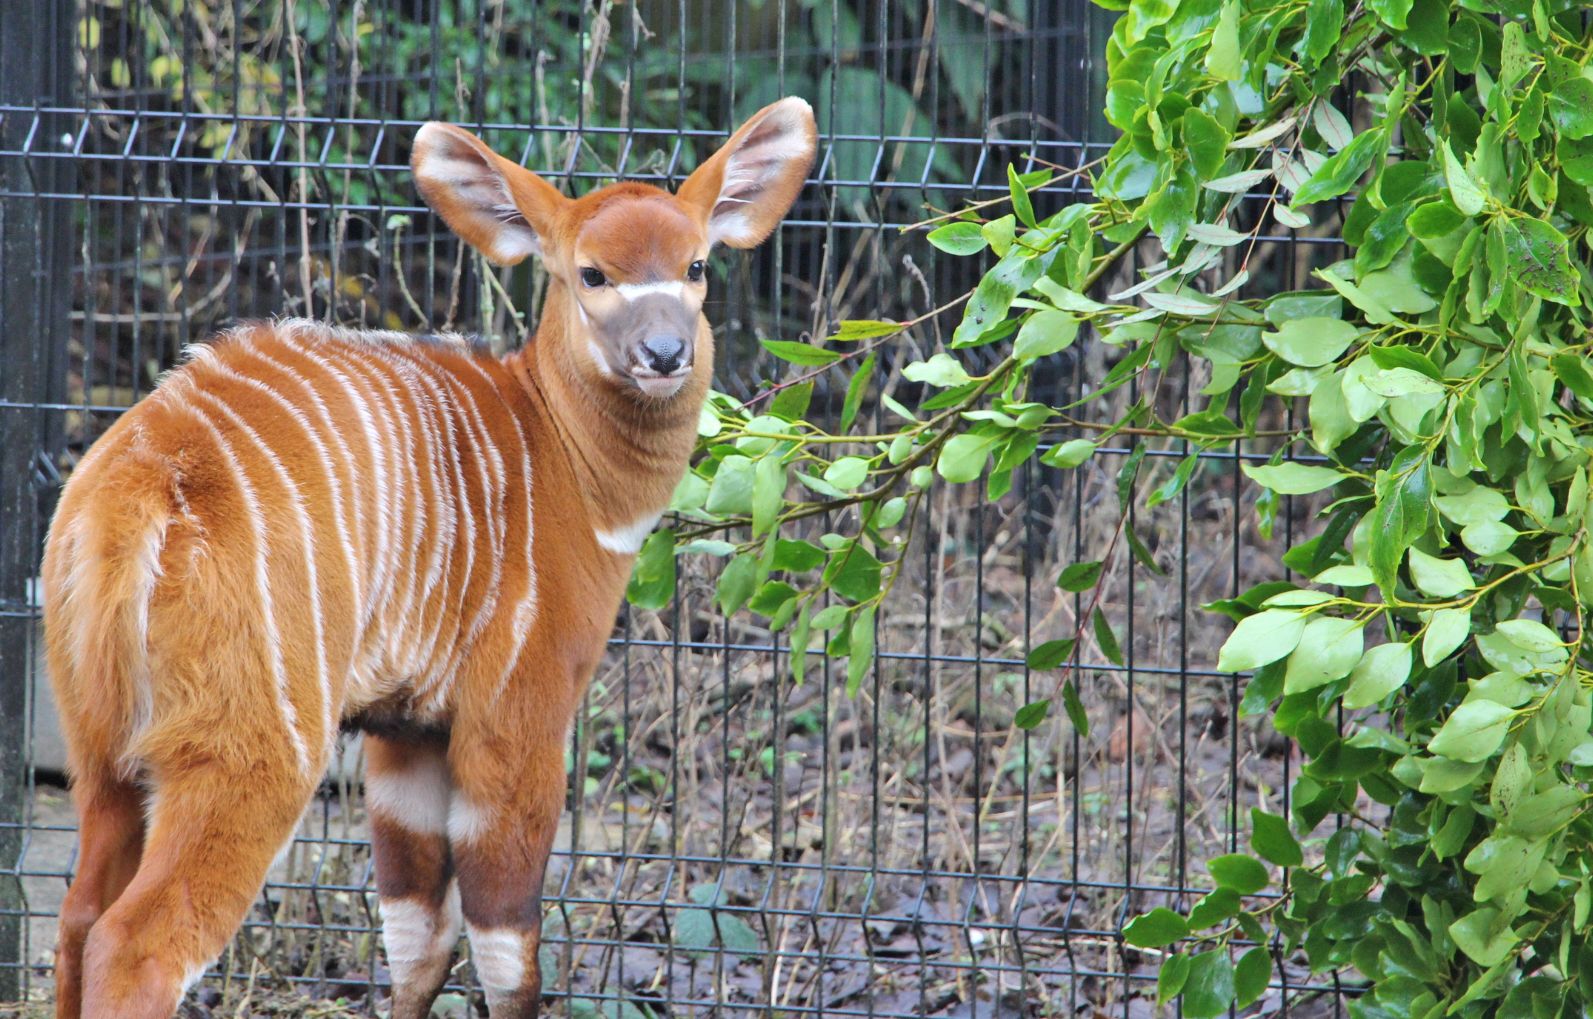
1 1 1347 1016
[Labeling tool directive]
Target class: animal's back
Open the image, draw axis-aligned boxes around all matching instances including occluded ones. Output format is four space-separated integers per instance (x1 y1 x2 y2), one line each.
41 319 538 782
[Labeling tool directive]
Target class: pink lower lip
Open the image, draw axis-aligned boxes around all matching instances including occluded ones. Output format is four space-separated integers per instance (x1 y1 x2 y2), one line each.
633 373 688 396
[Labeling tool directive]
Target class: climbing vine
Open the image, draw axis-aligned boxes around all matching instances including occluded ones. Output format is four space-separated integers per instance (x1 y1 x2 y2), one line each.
628 0 1593 1013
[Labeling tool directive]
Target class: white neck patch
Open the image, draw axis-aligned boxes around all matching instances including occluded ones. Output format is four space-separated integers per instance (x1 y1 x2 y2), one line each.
594 512 662 555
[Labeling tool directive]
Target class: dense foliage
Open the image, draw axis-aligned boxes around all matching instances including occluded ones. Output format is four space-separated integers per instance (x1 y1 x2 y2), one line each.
638 0 1593 1014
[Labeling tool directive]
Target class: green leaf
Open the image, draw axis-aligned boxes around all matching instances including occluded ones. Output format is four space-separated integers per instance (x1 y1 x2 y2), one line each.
1042 438 1097 469
840 352 876 431
1180 951 1236 1019
1292 128 1386 205
715 554 759 615
1449 908 1520 967
1429 701 1516 763
1007 165 1036 228
1204 0 1241 80
1057 560 1103 593
760 338 841 366
1423 607 1472 666
926 221 988 256
1183 108 1231 178
937 433 998 483
1283 616 1364 693
1552 353 1593 402
1440 138 1486 216
1093 608 1123 666
1497 216 1580 306
1218 609 1307 672
904 352 973 388
1208 853 1269 894
825 545 883 603
1241 461 1344 495
1014 699 1049 729
1549 77 1593 140
1408 547 1473 598
1300 0 1342 63
1250 809 1303 867
705 455 756 516
626 530 677 610
1027 638 1077 670
846 606 875 696
1124 908 1188 948
1261 317 1359 367
1013 310 1081 362
1343 641 1413 709
832 320 901 342
752 454 786 537
1158 954 1191 1006
981 215 1016 256
1234 947 1272 1008
822 456 869 492
1061 678 1089 737
1367 0 1413 29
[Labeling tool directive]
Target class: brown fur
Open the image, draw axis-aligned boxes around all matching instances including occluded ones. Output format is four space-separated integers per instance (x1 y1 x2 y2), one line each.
42 98 816 1019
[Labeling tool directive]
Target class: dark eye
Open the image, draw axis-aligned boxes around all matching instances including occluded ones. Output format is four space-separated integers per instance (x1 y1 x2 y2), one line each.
580 266 606 288
686 260 705 283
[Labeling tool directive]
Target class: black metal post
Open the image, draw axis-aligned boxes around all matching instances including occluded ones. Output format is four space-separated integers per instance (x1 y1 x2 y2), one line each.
0 0 74 1000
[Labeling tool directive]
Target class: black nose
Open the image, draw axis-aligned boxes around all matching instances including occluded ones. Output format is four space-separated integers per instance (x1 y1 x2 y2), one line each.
641 335 685 375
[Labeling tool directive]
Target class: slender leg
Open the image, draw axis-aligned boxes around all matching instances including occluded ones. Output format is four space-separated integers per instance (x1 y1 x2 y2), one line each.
54 777 146 1019
449 714 570 1018
77 761 316 1019
365 732 460 1019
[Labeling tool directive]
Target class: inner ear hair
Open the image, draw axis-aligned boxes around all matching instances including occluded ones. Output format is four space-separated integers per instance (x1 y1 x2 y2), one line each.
682 97 817 251
411 123 561 266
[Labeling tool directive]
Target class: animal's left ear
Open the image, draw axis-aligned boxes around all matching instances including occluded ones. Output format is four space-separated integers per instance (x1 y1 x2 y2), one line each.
678 97 817 250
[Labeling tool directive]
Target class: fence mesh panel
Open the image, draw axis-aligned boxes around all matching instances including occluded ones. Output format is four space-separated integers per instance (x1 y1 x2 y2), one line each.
0 1 1348 1015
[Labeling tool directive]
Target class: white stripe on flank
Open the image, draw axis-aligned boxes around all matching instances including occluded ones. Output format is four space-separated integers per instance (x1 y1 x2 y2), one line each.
295 341 395 631
381 883 462 984
178 394 310 775
594 512 662 555
436 367 506 651
378 352 463 684
365 753 451 835
190 387 332 764
216 355 363 665
457 358 539 706
614 281 685 301
466 925 526 1000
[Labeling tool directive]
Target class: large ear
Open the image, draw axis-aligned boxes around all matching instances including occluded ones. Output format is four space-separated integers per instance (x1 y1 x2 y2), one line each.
678 97 817 250
411 123 566 265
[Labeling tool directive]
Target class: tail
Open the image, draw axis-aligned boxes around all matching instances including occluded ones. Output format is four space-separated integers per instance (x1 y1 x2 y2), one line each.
42 453 178 780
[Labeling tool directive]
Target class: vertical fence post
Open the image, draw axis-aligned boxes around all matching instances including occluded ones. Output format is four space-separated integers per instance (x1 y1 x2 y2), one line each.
0 0 73 1000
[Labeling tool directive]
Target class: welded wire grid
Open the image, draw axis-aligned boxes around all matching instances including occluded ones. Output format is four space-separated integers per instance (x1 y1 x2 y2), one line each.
0 1 1354 1016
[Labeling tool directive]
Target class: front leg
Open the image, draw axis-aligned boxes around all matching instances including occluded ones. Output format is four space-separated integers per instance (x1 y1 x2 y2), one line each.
449 717 569 1017
365 733 460 1019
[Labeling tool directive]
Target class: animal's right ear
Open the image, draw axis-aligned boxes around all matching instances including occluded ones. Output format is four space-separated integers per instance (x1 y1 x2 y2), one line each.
411 123 565 266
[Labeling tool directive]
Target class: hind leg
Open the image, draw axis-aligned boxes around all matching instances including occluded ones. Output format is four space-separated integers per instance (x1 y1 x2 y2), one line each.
55 777 146 1019
78 761 317 1019
365 733 460 1019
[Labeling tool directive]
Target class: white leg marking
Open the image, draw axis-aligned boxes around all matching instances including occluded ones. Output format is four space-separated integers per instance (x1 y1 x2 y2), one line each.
366 754 452 835
465 924 526 1000
593 512 663 555
382 881 462 984
447 795 494 846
